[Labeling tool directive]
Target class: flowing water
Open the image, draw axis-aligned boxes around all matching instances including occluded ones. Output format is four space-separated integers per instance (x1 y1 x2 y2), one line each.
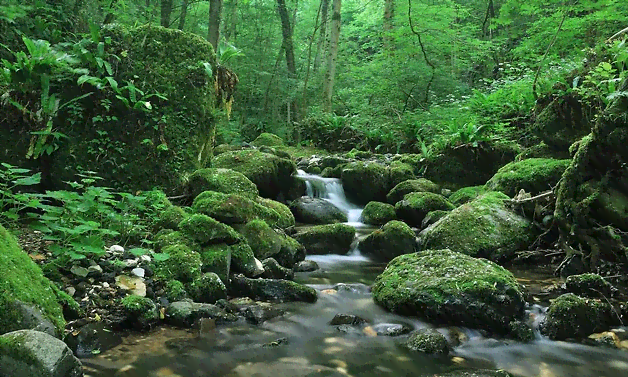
87 174 628 377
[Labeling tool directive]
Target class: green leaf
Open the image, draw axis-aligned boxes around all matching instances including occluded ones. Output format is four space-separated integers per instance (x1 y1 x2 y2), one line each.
128 247 149 256
13 172 41 186
152 252 170 262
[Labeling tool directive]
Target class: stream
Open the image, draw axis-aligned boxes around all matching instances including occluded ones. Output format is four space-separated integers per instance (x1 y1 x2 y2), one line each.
85 173 628 377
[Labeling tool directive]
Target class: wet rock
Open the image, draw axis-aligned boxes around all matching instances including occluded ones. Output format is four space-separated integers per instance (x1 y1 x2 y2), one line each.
341 161 391 204
508 320 535 342
243 304 285 325
329 313 367 326
115 275 147 297
70 265 89 278
372 323 412 337
586 331 621 348
1 302 57 337
188 273 227 304
239 220 283 260
195 317 217 337
372 249 527 335
406 328 449 355
121 295 158 329
229 274 317 303
359 220 417 261
540 293 616 340
262 258 294 280
274 234 306 268
294 260 319 272
335 324 364 335
186 167 259 199
565 273 614 298
332 283 371 295
165 301 237 327
0 329 83 377
66 322 122 358
361 201 396 225
395 192 455 228
386 178 440 205
434 370 513 377
289 197 348 224
226 360 346 377
293 224 355 255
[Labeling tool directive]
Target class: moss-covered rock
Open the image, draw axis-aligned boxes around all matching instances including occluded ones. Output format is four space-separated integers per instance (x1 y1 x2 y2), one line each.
200 244 231 283
372 249 526 334
386 179 439 205
341 161 391 204
230 242 264 277
261 258 295 280
509 320 535 342
289 197 347 224
274 234 307 268
448 186 486 206
155 206 188 231
121 295 159 329
395 192 455 227
419 192 537 262
565 273 613 299
388 161 416 188
239 220 282 260
179 214 242 246
154 244 202 283
531 96 589 151
540 293 616 340
212 149 297 199
421 210 449 228
485 158 570 196
293 224 355 255
188 273 227 304
256 198 296 228
154 230 197 251
361 202 396 225
193 191 289 228
187 168 259 199
229 275 317 303
359 221 417 261
251 133 285 147
516 142 571 161
406 329 449 355
0 225 66 337
165 280 188 302
165 301 237 327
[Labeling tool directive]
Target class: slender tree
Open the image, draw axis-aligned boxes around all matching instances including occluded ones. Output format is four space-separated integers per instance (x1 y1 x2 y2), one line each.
323 0 341 112
208 0 223 50
161 0 173 27
178 0 189 30
276 0 298 121
314 0 329 71
383 0 394 50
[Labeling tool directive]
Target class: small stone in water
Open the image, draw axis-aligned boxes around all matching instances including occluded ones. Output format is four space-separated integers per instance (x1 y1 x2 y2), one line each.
362 326 377 337
131 268 145 278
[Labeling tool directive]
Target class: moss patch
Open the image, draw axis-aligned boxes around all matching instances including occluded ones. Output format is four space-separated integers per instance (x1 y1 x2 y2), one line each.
485 158 570 196
256 198 295 228
388 161 416 188
251 133 285 147
386 179 439 205
154 244 202 283
200 244 231 283
193 191 289 228
293 224 355 255
239 220 282 260
341 161 391 204
178 214 242 246
361 202 396 225
395 192 454 227
540 293 615 340
187 168 259 199
448 186 486 206
359 220 417 261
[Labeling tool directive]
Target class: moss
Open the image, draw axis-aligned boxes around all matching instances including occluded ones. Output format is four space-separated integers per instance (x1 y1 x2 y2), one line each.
419 192 536 262
230 242 262 277
485 158 571 197
362 202 397 225
509 320 535 342
540 293 615 340
341 161 391 204
200 244 231 283
0 332 41 368
153 230 198 252
372 249 526 334
386 179 439 205
165 280 188 302
392 154 422 173
178 214 241 246
0 225 65 336
395 192 454 227
155 206 188 231
251 133 285 147
359 220 417 261
229 275 317 303
448 186 486 206
239 220 282 260
188 273 227 304
121 295 158 324
256 198 296 228
388 161 416 188
406 329 449 355
275 234 306 268
154 243 202 283
293 224 356 255
187 168 259 199
531 97 589 151
565 273 613 298
421 210 449 228
193 191 288 228
515 142 571 161
144 190 173 209
212 149 296 198
52 286 84 320
321 165 343 178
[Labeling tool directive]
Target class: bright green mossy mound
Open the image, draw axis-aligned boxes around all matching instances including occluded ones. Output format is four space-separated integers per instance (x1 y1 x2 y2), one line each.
0 225 66 336
256 198 295 228
388 161 416 188
274 234 306 268
154 230 198 251
188 272 227 304
239 220 282 260
155 206 188 230
395 192 454 227
359 220 417 261
165 280 188 301
251 133 285 147
419 192 536 262
406 329 449 355
230 242 264 277
341 161 391 204
448 186 486 206
187 168 259 199
121 295 159 328
540 293 615 340
565 273 613 299
212 149 296 199
293 224 355 255
199 244 231 283
485 158 570 196
386 179 439 205
193 191 289 228
154 244 202 283
179 214 241 246
372 249 526 334
361 202 396 225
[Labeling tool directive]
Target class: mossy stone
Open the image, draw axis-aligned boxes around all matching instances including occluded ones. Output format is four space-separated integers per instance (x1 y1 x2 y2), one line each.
293 224 355 255
289 197 348 224
187 168 259 199
274 234 307 268
341 161 391 204
239 220 282 260
153 230 198 251
261 258 295 280
388 161 416 188
485 158 570 196
361 202 396 226
230 242 264 277
256 197 296 228
155 206 188 231
372 249 526 334
154 244 202 283
229 275 317 303
421 210 449 228
531 97 589 151
193 191 288 228
188 273 227 304
386 179 439 205
178 214 241 246
448 186 486 206
200 244 231 283
565 273 613 298
395 192 454 227
406 329 449 355
419 192 537 262
251 133 285 147
165 280 188 302
540 293 615 340
121 295 159 328
359 220 417 261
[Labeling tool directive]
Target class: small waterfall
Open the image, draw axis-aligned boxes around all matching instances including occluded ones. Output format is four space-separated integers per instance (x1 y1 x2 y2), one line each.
297 170 363 224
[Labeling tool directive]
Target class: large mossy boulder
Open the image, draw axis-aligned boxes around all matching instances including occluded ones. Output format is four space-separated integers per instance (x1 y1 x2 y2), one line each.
256 198 296 229
386 179 439 205
372 249 526 334
274 234 307 268
361 201 396 225
239 220 283 260
388 161 416 187
187 168 259 199
292 224 355 255
341 161 391 204
165 301 237 327
565 273 613 298
530 96 589 151
395 192 455 227
251 133 285 147
289 197 347 224
0 225 66 337
179 214 241 246
448 186 485 206
212 149 297 199
485 158 570 197
359 221 417 261
199 244 231 283
154 244 202 283
419 192 536 262
539 293 616 340
229 275 317 303
188 273 228 304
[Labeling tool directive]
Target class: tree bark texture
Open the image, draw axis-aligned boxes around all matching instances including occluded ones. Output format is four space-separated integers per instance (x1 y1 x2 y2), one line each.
161 0 173 27
314 0 329 71
323 0 341 112
383 0 394 50
276 0 298 119
208 0 224 50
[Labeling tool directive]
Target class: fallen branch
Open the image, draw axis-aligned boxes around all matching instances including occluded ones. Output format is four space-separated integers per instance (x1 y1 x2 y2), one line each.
509 190 553 204
608 26 628 42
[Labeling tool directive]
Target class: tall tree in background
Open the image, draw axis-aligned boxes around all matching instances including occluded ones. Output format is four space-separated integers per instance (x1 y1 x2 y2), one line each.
314 0 329 71
323 0 341 112
383 0 394 50
208 0 223 50
179 0 189 30
161 0 173 27
276 0 298 120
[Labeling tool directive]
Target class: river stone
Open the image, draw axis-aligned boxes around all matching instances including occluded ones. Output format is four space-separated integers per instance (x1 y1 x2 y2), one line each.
406 328 449 355
0 329 83 377
188 273 228 304
395 192 455 227
225 360 346 377
65 322 122 358
434 371 513 377
294 260 319 272
372 323 412 336
372 249 526 335
341 161 391 204
239 220 283 260
359 220 417 261
229 274 317 303
261 258 294 280
115 275 147 297
386 178 440 204
329 313 368 326
2 302 57 338
165 301 237 327
361 201 396 225
293 224 355 255
539 293 616 340
565 273 614 298
289 197 348 224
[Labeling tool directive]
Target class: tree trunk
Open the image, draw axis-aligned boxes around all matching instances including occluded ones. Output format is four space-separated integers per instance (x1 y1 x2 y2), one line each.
314 0 329 71
276 0 298 120
383 0 394 50
224 0 238 41
208 0 224 50
323 0 341 112
161 0 173 27
178 0 189 30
